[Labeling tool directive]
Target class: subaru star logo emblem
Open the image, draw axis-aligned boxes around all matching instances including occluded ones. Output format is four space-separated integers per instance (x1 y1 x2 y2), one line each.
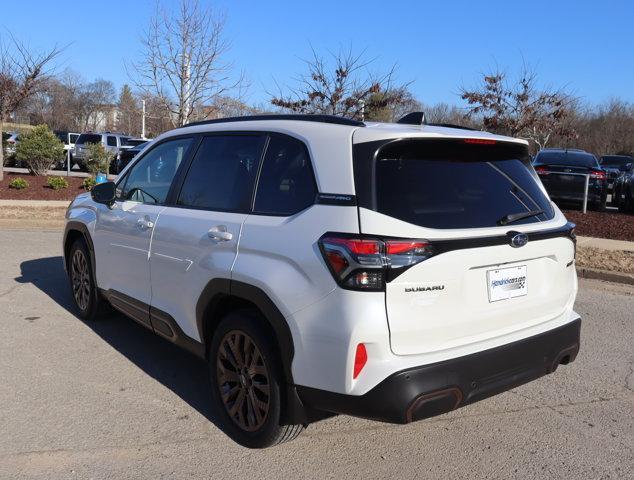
508 232 529 248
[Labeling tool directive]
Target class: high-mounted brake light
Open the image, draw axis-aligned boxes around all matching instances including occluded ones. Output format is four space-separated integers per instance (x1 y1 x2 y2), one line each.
319 234 434 291
463 138 496 145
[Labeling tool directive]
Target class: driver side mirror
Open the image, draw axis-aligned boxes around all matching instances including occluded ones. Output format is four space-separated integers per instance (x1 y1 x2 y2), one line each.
91 181 116 207
622 163 633 172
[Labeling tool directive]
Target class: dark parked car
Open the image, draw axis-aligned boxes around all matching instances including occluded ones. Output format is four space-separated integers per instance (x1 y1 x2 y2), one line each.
112 141 149 174
613 160 634 213
533 148 607 210
600 155 633 195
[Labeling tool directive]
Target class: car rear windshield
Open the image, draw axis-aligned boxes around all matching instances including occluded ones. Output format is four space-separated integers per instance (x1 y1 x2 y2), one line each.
76 134 102 145
123 138 146 147
358 139 554 229
601 156 633 167
534 151 598 168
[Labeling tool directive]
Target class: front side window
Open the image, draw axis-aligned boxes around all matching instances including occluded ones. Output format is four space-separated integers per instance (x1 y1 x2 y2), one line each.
369 140 554 229
253 134 317 215
177 135 265 212
118 137 192 204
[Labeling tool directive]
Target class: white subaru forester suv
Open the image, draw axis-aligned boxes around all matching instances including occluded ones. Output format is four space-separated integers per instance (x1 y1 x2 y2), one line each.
63 114 581 448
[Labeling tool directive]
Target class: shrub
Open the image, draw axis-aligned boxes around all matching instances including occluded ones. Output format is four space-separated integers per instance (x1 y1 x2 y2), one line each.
47 176 69 190
85 142 114 175
15 125 65 175
82 177 97 191
8 177 29 190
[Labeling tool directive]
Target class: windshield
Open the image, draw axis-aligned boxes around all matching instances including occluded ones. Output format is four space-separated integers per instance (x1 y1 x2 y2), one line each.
601 156 633 167
359 139 554 229
534 151 598 168
76 134 102 145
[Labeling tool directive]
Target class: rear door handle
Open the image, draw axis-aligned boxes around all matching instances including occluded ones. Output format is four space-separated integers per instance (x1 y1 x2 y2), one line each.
208 225 233 242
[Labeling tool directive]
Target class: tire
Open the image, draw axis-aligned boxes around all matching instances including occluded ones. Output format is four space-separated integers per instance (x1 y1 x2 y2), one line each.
67 238 109 320
626 191 634 214
208 310 304 448
590 195 607 212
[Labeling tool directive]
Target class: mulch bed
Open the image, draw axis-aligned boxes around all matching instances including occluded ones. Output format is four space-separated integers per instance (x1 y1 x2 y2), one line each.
563 209 634 242
0 172 88 201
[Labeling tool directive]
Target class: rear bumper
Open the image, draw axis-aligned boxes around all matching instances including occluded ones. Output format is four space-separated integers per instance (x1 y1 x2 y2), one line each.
297 318 581 424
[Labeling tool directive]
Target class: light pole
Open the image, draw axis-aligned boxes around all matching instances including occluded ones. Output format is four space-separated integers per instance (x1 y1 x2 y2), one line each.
141 99 146 139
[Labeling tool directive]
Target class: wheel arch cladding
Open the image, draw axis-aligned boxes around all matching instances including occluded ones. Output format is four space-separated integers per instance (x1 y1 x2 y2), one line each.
196 279 295 381
196 279 307 424
63 221 96 278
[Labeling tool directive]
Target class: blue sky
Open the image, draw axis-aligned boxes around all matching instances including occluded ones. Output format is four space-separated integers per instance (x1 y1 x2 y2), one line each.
3 0 633 107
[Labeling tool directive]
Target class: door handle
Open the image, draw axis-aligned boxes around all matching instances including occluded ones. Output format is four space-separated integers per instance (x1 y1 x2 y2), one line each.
137 216 155 230
208 225 233 242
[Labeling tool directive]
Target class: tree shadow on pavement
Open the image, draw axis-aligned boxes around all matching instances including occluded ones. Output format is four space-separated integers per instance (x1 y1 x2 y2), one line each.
15 256 222 427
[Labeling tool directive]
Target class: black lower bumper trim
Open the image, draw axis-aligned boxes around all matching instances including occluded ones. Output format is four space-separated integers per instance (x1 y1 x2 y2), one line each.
297 318 581 424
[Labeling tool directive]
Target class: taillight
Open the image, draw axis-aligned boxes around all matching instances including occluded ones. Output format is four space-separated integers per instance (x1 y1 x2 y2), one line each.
535 166 549 176
590 169 606 180
319 234 434 291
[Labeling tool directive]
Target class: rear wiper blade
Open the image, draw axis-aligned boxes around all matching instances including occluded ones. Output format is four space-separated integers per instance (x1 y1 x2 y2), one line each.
497 209 544 226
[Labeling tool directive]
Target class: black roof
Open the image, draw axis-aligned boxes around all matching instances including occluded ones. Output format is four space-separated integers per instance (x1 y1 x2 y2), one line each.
180 114 365 129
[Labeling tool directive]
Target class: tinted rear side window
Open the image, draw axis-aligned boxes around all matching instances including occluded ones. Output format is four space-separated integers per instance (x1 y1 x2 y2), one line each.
368 140 554 229
601 156 632 167
254 134 317 215
76 134 102 145
178 135 265 212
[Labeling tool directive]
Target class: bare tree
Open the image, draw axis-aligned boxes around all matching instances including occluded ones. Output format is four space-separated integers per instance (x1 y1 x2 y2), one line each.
0 34 62 179
460 64 576 151
130 0 240 128
270 47 412 121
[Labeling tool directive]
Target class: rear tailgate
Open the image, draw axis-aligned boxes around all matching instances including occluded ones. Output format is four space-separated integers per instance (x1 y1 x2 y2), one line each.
382 229 575 355
353 138 577 356
537 165 590 197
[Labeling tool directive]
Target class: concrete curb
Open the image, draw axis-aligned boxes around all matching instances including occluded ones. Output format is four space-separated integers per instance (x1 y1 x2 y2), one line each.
577 267 634 286
0 200 71 207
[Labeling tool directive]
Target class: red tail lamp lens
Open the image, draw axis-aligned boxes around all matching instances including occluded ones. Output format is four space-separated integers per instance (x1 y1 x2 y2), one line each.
325 237 380 255
535 166 549 175
590 169 606 180
353 343 368 379
386 241 430 255
325 251 348 274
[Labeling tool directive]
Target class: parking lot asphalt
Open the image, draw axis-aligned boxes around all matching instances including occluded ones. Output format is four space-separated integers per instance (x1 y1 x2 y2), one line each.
0 229 632 480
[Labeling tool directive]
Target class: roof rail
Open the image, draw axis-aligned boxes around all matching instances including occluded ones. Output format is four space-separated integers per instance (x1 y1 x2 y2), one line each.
180 114 365 128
